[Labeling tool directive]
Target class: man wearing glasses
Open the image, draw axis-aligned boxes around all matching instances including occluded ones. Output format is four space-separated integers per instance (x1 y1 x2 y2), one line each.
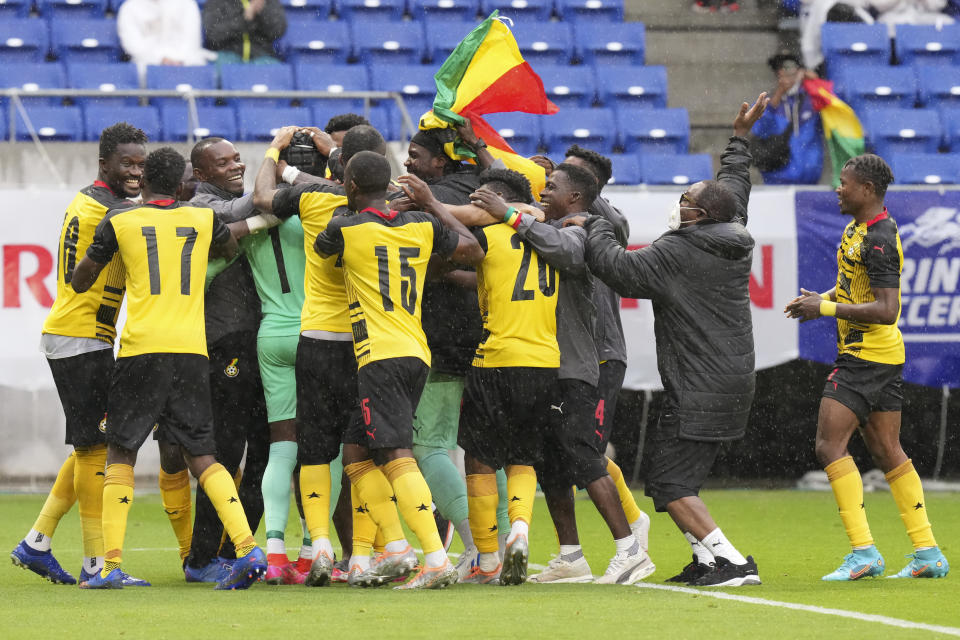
583 94 769 587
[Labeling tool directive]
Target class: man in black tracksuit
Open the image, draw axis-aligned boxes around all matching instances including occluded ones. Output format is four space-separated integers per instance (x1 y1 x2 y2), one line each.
584 94 769 588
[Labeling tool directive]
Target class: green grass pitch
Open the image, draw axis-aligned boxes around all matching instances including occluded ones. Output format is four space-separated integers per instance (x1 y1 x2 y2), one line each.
2 488 958 639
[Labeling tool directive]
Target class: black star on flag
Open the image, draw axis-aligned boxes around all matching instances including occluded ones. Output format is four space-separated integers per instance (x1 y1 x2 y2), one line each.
914 502 924 510
118 496 130 504
308 492 321 499
417 503 429 512
228 496 239 503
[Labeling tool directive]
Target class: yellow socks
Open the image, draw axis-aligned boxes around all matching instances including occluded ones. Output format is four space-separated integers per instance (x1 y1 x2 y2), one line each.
351 484 377 558
159 469 193 561
606 458 642 524
101 463 135 575
74 447 106 561
383 458 443 555
505 465 536 528
300 464 332 542
466 473 500 554
825 456 873 548
199 463 256 558
33 452 78 539
886 459 937 549
345 460 405 544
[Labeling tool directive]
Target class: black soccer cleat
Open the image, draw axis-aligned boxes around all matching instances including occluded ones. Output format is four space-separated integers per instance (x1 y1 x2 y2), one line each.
690 555 761 587
665 555 714 585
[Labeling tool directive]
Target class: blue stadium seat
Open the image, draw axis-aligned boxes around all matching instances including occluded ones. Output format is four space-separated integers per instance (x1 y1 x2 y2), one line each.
541 107 616 153
236 106 314 141
640 153 712 186
596 64 667 108
220 63 295 107
0 19 50 63
0 104 5 139
889 152 960 185
336 0 405 21
482 0 553 21
618 107 689 155
280 0 332 21
484 111 543 156
360 105 397 140
36 0 108 18
840 65 917 111
862 107 941 156
14 105 83 140
0 62 66 105
821 23 890 77
556 0 624 23
50 17 122 63
575 22 645 66
425 20 478 62
510 21 574 65
84 105 160 141
352 21 425 65
160 104 238 141
412 0 480 22
295 62 371 111
916 65 960 109
535 64 596 107
67 62 140 106
895 24 960 66
146 65 218 108
0 0 32 18
941 106 960 151
281 21 350 64
607 153 641 185
370 63 437 120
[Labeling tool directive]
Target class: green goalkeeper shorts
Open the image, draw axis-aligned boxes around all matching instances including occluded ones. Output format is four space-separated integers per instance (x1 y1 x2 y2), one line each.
257 333 299 423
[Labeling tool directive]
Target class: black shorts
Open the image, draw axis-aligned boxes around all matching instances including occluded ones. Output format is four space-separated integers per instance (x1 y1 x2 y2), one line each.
537 379 608 492
296 336 359 465
596 360 626 449
343 357 428 451
47 349 113 448
822 353 904 425
107 353 216 456
644 413 721 512
458 366 556 469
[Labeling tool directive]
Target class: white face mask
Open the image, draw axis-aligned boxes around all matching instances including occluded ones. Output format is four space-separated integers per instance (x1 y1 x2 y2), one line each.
667 202 684 231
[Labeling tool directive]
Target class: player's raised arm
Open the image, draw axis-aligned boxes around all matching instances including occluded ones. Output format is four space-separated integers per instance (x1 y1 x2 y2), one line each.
252 125 301 214
397 173 484 267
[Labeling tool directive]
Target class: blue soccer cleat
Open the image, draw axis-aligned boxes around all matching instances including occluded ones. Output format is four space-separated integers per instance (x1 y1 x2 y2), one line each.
80 567 151 587
888 547 949 579
79 568 126 589
184 558 233 583
10 541 76 585
822 546 885 581
215 547 266 590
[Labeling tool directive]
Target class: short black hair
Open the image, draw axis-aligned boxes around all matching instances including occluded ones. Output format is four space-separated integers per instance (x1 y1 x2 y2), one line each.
190 137 225 170
346 150 392 194
552 163 598 206
341 125 386 164
99 122 148 160
478 168 533 203
844 153 894 198
325 113 370 135
144 147 187 196
767 51 802 72
564 144 612 190
695 180 738 222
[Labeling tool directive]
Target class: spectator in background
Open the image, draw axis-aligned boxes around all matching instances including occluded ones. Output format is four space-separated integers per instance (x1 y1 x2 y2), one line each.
203 0 287 65
750 52 824 185
117 0 209 67
800 0 875 72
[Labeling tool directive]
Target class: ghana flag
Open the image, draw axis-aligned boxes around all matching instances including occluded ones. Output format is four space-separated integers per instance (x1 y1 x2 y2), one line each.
424 11 558 194
803 77 865 187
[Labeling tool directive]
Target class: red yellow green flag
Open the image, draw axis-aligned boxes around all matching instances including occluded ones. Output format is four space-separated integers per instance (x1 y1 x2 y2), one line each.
804 78 865 187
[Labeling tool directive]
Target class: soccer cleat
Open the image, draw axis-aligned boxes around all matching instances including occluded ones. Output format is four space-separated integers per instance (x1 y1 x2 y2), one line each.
454 545 479 581
331 557 350 583
347 563 368 587
692 555 761 587
528 554 593 584
499 535 529 586
215 546 266 590
80 567 150 587
296 556 312 575
434 507 455 552
460 563 501 585
888 547 949 579
665 555 714 584
595 547 655 585
79 568 126 589
394 559 459 590
10 542 76 585
304 551 334 587
822 546 884 582
352 546 418 587
184 559 233 583
630 512 651 552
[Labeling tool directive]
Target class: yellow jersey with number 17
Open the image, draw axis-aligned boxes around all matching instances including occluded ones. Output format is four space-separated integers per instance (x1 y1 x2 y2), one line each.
87 200 231 358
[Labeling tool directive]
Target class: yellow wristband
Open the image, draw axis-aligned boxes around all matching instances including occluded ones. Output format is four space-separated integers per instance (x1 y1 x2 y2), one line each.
265 147 280 162
820 292 831 300
820 300 837 317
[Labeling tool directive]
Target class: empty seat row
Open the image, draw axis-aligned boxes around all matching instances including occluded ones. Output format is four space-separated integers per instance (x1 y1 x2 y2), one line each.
833 64 960 112
822 22 960 75
861 106 960 157
888 152 960 185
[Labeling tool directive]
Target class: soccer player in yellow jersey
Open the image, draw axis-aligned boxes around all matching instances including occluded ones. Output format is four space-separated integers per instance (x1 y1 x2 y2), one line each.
315 152 484 589
72 147 266 590
10 123 147 587
786 153 949 580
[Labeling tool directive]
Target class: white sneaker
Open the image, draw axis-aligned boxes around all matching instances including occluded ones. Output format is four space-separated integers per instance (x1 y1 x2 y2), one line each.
595 547 656 585
630 512 651 552
454 545 479 581
528 554 593 584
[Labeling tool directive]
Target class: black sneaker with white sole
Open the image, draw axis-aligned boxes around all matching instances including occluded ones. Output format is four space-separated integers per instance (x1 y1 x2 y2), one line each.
665 555 714 584
691 555 761 587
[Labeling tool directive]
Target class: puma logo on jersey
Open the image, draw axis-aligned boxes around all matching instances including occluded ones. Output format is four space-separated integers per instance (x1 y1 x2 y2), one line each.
550 403 564 414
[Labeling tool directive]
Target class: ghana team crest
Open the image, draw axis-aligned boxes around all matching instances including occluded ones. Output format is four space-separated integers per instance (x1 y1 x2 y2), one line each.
98 414 107 433
225 358 240 377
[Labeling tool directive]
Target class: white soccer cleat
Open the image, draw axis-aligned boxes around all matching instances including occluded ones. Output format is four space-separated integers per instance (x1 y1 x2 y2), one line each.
630 511 651 552
527 554 593 584
595 547 656 585
454 545 479 581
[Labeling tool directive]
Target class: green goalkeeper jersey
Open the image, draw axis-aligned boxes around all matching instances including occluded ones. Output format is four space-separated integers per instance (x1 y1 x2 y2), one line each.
240 216 306 338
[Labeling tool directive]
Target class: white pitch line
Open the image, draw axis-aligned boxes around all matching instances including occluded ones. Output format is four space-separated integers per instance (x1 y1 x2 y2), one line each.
633 582 960 637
